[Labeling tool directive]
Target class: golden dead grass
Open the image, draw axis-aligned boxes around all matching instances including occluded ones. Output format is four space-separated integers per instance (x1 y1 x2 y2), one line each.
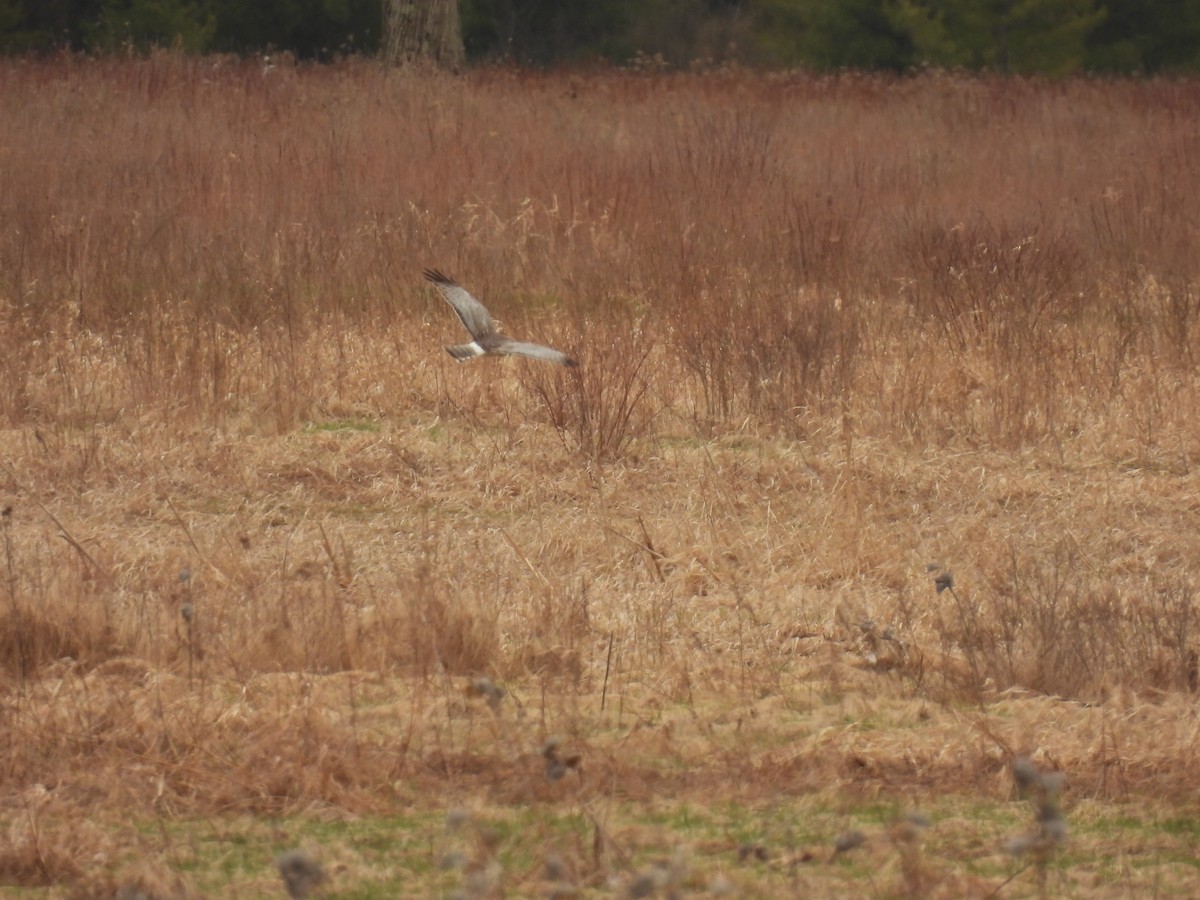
1 54 1199 895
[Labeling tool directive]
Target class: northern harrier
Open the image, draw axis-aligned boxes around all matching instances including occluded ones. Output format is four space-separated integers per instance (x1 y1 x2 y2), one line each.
423 269 577 367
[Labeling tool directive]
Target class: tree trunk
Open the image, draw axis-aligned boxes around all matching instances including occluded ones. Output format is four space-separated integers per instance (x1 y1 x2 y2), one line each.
384 0 464 68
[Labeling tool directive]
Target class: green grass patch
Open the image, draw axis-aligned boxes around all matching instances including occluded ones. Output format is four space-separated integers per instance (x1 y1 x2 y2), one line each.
12 792 1200 897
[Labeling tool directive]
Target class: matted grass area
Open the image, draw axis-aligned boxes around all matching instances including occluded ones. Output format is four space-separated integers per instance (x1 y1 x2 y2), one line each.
1 55 1199 896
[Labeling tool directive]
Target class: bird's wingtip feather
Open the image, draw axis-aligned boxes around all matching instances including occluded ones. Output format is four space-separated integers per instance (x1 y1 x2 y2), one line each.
423 267 456 285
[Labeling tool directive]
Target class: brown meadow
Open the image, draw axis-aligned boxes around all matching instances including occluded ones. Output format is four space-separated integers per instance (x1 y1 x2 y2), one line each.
1 54 1199 896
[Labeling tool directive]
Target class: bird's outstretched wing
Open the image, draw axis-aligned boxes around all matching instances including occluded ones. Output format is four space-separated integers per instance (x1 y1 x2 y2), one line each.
423 268 494 340
494 338 577 368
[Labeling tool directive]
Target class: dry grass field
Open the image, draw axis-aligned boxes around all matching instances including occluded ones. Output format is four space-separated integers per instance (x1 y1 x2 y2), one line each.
1 54 1200 897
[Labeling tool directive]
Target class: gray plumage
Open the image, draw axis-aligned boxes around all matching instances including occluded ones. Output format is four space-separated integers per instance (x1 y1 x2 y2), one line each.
423 269 577 367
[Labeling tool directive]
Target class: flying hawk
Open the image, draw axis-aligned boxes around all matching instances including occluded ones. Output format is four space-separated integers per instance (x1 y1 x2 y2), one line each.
424 268 577 367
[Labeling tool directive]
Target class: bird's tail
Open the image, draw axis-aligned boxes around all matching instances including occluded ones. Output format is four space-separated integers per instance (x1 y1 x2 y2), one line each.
446 343 484 362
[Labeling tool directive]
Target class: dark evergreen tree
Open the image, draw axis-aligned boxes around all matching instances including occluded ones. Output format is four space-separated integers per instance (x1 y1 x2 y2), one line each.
1086 0 1200 73
85 0 215 52
460 0 632 64
0 0 1195 74
755 0 914 70
0 0 105 50
209 0 380 58
888 0 1105 74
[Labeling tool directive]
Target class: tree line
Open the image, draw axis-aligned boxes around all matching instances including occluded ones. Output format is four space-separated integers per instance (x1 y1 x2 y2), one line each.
1 0 1197 73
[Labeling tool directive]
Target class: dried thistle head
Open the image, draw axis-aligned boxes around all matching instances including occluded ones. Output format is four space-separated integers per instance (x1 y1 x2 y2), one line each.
276 849 326 899
737 843 769 862
1013 755 1064 802
474 824 503 854
708 873 736 896
461 862 503 899
445 807 472 832
542 738 582 780
625 870 659 898
890 810 930 845
1012 756 1040 793
833 830 867 855
466 677 505 711
1039 771 1064 800
543 854 570 881
1039 814 1068 845
541 854 583 899
1007 756 1069 861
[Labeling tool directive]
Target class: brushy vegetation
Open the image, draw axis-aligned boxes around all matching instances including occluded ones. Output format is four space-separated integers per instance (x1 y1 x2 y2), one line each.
1 54 1199 896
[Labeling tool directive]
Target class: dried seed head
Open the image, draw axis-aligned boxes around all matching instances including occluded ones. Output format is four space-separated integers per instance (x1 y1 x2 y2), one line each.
276 849 326 899
1041 815 1068 845
467 677 505 710
891 809 931 844
1012 756 1040 793
903 810 930 829
462 859 502 895
665 845 690 884
833 830 867 854
708 873 736 896
475 824 502 853
543 854 569 881
180 603 194 623
625 870 663 898
1006 834 1035 857
1007 756 1069 860
737 843 769 862
1039 771 1065 798
933 571 954 593
546 755 582 781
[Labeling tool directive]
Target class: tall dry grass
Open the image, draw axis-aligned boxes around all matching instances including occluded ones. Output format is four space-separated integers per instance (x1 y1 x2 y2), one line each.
1 53 1200 894
2 57 1198 444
